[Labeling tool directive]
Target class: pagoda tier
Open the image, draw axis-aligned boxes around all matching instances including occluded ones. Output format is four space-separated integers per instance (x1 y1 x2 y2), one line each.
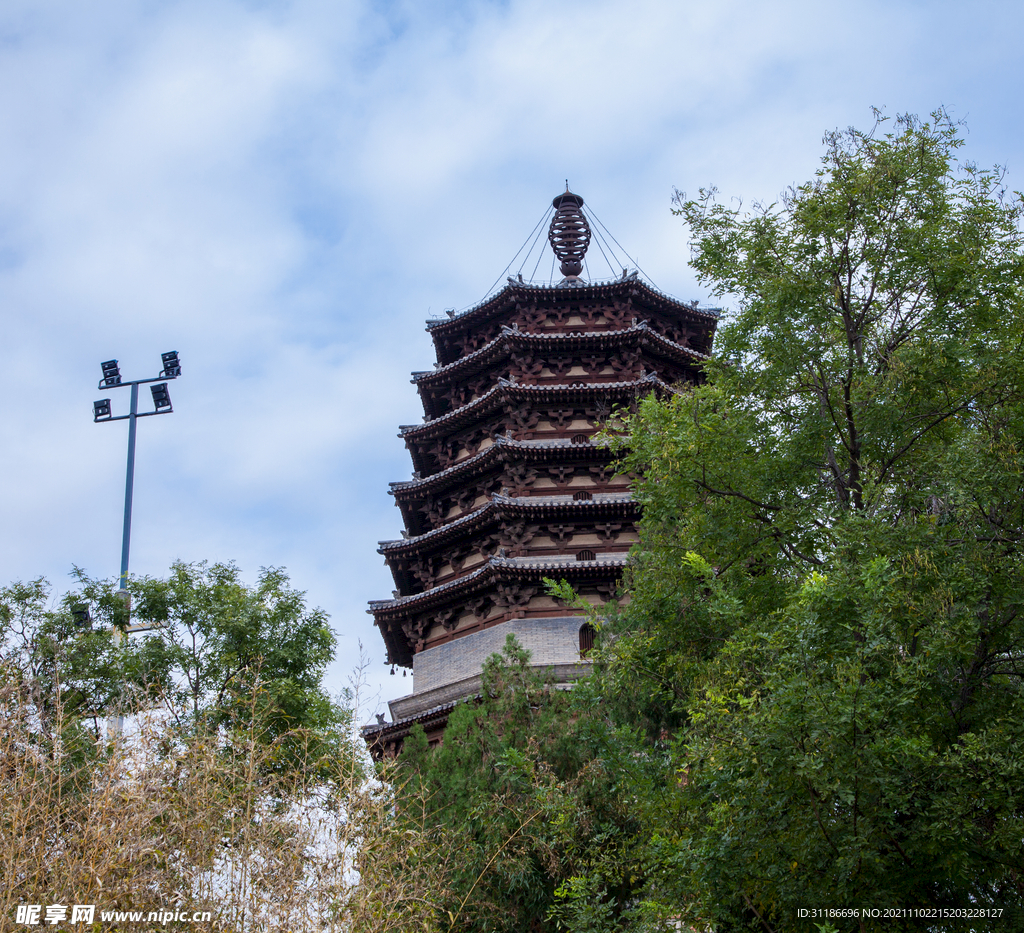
364 191 717 757
425 277 717 366
389 436 628 536
374 491 641 667
373 543 633 668
412 321 705 420
380 492 640 589
399 375 670 487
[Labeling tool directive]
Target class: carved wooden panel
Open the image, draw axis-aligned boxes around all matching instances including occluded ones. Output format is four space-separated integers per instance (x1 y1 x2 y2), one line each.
549 408 577 429
441 385 470 408
546 523 576 544
508 404 541 432
519 305 547 328
468 375 492 399
448 544 471 573
547 465 575 486
594 522 623 545
401 618 429 653
510 351 543 379
456 486 477 512
602 304 631 328
410 556 442 589
423 438 459 471
499 520 535 553
548 303 570 325
505 463 538 496
453 324 499 358
481 476 505 499
418 495 446 526
475 533 501 560
434 607 458 633
547 354 573 375
609 348 641 375
495 583 536 610
458 427 486 456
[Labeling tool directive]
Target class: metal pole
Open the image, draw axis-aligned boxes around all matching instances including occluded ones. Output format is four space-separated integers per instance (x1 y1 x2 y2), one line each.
119 382 138 591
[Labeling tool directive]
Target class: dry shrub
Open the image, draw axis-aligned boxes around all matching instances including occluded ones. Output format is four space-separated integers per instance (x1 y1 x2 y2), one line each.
0 683 457 933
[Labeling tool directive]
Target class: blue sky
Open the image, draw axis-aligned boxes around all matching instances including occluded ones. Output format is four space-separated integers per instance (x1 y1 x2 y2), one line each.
2 0 1022 717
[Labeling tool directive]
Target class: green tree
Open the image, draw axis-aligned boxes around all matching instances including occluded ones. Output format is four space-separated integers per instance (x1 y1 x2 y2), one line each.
128 561 339 734
2 562 349 772
597 111 1024 930
0 577 144 739
391 635 663 933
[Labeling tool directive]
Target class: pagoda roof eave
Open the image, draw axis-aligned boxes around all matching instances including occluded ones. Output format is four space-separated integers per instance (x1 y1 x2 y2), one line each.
400 373 672 443
424 277 720 337
412 321 707 389
378 492 637 557
389 436 620 500
370 554 628 615
370 554 628 666
361 698 468 741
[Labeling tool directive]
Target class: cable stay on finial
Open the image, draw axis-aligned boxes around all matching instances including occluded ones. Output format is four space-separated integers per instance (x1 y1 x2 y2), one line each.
459 186 663 314
581 203 658 288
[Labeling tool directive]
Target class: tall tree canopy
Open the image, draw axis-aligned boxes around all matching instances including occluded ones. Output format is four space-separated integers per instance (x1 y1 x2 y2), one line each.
587 111 1024 931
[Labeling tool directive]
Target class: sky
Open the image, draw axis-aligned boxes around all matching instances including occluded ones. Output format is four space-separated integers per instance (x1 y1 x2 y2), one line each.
2 0 1022 719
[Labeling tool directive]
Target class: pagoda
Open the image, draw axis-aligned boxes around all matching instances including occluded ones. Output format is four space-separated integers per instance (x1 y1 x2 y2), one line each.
363 190 717 757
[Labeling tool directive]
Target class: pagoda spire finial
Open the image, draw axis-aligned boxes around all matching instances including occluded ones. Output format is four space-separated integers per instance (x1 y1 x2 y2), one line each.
549 187 591 278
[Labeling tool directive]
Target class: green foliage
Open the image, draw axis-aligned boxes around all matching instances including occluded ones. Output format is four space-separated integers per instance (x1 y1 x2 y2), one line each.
592 111 1024 930
125 561 341 739
1 561 350 776
0 578 143 739
394 635 665 933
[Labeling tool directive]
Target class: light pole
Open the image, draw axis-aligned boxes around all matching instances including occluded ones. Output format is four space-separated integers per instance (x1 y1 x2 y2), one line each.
93 351 181 604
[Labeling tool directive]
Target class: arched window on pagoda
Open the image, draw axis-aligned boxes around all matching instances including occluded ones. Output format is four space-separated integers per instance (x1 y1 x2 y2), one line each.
579 623 595 658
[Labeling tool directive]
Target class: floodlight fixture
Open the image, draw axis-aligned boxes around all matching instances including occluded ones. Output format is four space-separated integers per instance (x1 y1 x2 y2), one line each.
151 383 172 411
92 352 183 597
160 351 181 378
101 360 122 387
